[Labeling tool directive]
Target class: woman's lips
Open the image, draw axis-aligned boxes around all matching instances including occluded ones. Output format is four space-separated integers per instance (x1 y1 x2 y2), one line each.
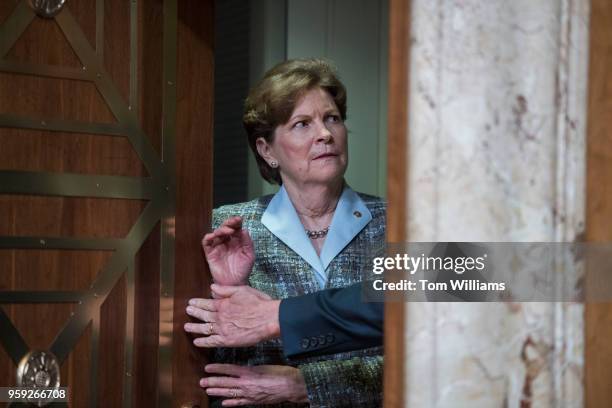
313 153 338 160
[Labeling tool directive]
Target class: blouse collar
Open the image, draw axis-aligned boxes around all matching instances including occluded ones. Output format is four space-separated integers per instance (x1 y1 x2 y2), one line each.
261 184 372 287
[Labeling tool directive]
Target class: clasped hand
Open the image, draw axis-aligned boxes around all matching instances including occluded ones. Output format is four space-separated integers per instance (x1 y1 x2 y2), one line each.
186 217 307 405
200 363 308 406
184 284 280 347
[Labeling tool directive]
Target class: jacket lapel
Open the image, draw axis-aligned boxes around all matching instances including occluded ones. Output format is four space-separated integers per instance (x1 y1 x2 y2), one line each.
261 187 326 283
261 185 372 287
320 187 372 271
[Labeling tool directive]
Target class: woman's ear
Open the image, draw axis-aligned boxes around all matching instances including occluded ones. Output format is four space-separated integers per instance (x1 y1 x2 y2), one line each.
256 137 276 165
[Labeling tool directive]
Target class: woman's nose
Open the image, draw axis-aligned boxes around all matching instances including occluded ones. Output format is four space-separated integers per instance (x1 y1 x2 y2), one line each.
316 123 333 143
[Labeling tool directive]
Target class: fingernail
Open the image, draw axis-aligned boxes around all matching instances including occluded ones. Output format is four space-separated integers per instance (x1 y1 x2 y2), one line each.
200 379 207 387
210 284 217 290
188 299 196 305
186 306 194 314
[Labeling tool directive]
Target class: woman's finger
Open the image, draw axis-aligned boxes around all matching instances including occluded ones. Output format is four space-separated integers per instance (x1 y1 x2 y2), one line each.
209 236 230 249
213 225 238 237
222 398 252 407
207 233 232 249
183 323 199 333
185 306 216 322
188 298 217 311
202 232 230 250
200 376 241 388
201 232 217 246
220 216 242 229
185 306 211 322
184 322 217 335
205 388 244 398
202 217 243 249
193 335 224 347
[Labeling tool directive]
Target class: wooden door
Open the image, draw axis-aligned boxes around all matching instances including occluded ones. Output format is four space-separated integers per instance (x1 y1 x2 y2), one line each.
0 0 213 406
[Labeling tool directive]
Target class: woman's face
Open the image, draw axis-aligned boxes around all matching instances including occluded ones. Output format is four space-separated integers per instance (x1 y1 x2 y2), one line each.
257 87 348 189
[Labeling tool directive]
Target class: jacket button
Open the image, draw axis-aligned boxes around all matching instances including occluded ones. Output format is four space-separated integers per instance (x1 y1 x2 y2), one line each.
301 338 310 349
310 336 319 347
326 333 335 344
353 210 362 218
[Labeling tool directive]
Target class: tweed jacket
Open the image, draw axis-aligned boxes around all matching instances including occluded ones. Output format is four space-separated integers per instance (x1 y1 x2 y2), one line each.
212 186 386 408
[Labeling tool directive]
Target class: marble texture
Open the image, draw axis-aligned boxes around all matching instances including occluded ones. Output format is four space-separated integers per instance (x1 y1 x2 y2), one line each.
403 0 590 406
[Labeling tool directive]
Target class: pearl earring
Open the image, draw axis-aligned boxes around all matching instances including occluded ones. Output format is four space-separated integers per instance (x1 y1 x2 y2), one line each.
270 161 278 168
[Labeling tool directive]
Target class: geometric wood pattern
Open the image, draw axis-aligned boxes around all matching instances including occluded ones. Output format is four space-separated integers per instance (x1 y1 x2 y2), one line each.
0 1 177 406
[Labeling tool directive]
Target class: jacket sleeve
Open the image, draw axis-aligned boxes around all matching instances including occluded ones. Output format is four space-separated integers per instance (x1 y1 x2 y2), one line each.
279 282 383 358
299 355 383 407
279 283 384 406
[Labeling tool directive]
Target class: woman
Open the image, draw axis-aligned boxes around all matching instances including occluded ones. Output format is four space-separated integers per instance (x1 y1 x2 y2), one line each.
185 59 385 407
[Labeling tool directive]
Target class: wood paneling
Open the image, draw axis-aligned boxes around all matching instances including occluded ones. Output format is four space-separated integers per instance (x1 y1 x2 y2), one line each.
384 0 409 407
103 0 130 104
6 16 81 67
173 0 215 406
0 195 145 238
9 303 75 351
0 73 116 122
1 1 146 406
0 0 215 405
139 0 164 155
133 223 161 408
67 0 96 51
0 130 145 176
585 0 612 406
0 1 18 27
98 274 127 408
64 322 93 408
0 249 111 291
130 1 164 403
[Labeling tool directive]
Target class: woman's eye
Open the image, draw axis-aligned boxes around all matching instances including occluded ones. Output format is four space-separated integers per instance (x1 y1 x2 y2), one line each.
326 115 341 123
293 120 308 129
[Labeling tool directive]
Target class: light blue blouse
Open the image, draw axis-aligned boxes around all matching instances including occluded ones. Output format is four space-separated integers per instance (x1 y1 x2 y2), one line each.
261 185 372 288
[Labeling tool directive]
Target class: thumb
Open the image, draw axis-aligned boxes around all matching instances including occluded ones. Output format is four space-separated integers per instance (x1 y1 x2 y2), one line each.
211 284 243 298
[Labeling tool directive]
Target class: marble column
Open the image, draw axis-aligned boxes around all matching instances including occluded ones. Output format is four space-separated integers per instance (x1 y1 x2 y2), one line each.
404 0 589 406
